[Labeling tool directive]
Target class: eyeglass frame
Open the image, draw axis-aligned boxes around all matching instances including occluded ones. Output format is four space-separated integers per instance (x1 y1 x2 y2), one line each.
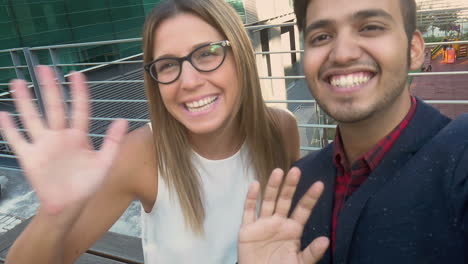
144 40 231 85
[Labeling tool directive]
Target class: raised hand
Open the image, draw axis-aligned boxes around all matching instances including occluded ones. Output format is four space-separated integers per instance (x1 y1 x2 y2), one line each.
0 66 127 215
238 167 329 264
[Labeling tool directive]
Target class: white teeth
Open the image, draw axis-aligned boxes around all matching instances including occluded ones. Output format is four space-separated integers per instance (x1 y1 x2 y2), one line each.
185 96 218 112
329 73 372 88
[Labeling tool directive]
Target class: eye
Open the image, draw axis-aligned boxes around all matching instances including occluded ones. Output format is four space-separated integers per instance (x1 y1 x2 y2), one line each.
361 24 385 32
308 33 332 46
156 61 177 73
200 51 215 57
203 45 222 56
194 45 223 61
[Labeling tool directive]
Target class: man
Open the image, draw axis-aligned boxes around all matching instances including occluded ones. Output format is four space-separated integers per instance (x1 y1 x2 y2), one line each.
288 0 468 263
239 0 467 262
443 37 449 62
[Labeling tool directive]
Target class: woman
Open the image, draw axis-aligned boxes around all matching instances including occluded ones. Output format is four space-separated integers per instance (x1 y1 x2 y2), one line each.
1 0 302 263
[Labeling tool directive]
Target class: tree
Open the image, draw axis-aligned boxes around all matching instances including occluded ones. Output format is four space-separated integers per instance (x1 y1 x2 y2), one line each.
431 10 460 36
416 7 431 34
416 7 461 37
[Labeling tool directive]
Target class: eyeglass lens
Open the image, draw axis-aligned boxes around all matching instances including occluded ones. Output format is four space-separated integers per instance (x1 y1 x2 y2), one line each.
151 43 226 84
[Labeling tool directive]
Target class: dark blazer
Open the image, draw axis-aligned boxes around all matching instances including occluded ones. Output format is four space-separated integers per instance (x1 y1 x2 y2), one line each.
292 99 468 264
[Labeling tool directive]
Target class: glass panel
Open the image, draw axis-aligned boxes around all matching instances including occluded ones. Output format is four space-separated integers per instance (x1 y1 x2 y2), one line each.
226 0 246 23
0 5 11 23
67 0 107 12
109 0 142 8
142 0 161 15
0 22 17 38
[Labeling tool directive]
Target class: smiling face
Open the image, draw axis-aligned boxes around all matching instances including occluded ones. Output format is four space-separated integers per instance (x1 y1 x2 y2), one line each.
153 13 239 136
303 0 422 124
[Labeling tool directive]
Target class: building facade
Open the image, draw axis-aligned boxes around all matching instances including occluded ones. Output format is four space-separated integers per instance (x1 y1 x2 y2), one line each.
0 0 248 86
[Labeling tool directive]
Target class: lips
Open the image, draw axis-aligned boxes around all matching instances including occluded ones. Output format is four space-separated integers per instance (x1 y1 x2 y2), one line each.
328 72 375 88
184 95 219 113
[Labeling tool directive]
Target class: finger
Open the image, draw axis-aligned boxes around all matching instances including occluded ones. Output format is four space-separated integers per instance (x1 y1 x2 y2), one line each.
274 167 301 217
0 112 29 156
301 236 329 263
259 168 284 217
290 181 324 226
36 66 67 130
98 119 128 165
10 79 46 140
69 72 90 132
242 181 260 226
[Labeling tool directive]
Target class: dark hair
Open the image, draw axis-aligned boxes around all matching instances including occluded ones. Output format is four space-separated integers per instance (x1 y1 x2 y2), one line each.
400 0 417 43
294 0 417 42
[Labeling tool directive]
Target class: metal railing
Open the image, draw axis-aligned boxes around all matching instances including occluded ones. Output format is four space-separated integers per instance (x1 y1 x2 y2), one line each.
0 20 467 168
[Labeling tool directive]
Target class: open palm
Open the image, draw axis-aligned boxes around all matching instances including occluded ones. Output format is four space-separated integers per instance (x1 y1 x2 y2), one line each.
238 167 329 264
0 66 127 215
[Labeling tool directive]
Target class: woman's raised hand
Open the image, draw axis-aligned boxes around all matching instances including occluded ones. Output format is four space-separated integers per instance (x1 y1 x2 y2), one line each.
0 66 128 215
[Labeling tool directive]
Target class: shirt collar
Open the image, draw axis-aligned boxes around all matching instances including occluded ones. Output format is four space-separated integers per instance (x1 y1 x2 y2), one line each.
333 96 417 170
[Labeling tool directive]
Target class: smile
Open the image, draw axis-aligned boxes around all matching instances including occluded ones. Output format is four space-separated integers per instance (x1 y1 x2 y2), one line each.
185 95 219 113
328 72 375 88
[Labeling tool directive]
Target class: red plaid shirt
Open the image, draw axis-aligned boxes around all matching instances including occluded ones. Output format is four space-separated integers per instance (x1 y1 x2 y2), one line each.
331 96 417 253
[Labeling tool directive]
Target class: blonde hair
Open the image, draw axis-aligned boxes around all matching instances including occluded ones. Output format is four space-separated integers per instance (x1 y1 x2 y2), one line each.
142 0 291 234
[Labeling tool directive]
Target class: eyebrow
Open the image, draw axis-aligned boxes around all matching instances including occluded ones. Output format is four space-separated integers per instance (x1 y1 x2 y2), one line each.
304 9 394 36
154 41 213 60
353 9 394 22
304 19 334 36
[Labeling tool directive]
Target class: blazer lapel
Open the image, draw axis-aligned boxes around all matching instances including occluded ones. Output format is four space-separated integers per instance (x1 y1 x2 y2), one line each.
297 144 336 264
312 146 336 264
333 98 451 264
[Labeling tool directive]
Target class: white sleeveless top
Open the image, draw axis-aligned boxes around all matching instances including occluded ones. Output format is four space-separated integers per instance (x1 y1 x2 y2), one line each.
141 143 255 264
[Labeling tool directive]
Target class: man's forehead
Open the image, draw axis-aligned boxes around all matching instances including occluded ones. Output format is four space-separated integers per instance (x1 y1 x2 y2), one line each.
305 0 401 24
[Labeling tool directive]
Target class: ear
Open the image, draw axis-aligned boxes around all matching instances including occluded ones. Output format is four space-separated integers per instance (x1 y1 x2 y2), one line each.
409 30 425 71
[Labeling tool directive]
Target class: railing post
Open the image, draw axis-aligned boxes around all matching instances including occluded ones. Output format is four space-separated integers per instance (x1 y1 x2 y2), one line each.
291 24 302 63
23 48 46 117
267 27 287 109
248 29 271 104
280 26 293 70
49 48 70 102
10 50 26 80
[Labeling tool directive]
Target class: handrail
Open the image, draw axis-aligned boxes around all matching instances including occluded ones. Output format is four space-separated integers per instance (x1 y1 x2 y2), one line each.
2 70 467 87
75 52 143 76
0 19 467 159
28 38 142 51
1 20 466 54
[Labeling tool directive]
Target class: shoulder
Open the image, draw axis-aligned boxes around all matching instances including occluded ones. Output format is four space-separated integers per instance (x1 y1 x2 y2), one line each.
294 144 334 172
119 124 155 169
267 106 298 129
428 114 468 150
446 114 468 177
267 106 300 161
111 124 157 198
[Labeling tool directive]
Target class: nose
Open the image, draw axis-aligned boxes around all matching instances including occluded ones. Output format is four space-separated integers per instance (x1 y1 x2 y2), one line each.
179 60 204 90
329 33 362 65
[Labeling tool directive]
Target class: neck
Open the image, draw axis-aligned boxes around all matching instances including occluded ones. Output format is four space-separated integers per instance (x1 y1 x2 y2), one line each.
339 92 412 163
189 117 244 160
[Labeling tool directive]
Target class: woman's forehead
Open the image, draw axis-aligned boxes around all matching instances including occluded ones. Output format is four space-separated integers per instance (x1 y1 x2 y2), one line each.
152 13 224 58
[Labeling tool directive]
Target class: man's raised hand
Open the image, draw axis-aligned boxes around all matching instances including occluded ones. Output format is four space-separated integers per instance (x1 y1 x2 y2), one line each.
238 167 329 264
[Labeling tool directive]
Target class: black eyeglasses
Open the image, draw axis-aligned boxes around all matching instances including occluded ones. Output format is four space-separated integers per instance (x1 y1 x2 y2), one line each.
144 40 231 84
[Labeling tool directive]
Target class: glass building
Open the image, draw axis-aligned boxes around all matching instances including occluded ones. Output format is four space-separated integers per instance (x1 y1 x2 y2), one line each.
0 0 246 88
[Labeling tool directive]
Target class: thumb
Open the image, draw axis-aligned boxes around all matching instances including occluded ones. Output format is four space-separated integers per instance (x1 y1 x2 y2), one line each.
99 118 127 165
301 236 329 263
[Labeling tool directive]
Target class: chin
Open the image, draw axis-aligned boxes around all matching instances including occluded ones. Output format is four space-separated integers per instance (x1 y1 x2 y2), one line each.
332 113 373 124
186 123 223 136
324 104 376 124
